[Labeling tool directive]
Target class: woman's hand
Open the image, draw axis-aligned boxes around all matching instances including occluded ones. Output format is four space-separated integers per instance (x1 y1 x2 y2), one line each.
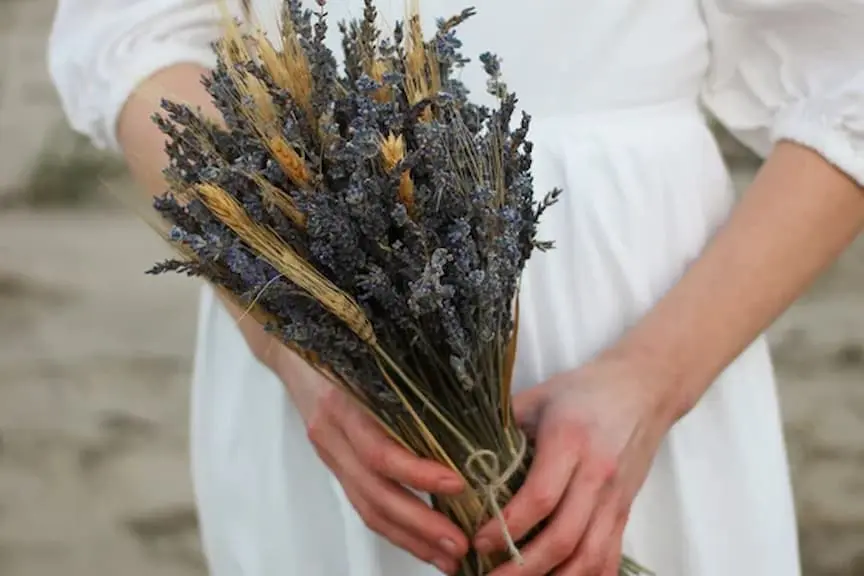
273 347 470 574
473 354 673 576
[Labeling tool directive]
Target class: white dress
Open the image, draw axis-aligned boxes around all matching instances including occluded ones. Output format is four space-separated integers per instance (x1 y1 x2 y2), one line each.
48 0 864 574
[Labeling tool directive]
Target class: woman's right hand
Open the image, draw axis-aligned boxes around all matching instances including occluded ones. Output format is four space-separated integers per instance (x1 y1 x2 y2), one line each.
274 346 470 574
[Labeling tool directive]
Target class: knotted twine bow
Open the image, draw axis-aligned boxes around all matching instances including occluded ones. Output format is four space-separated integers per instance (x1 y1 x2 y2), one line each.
464 430 528 573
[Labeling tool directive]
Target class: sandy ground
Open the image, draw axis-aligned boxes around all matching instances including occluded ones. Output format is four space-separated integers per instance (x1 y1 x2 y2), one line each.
0 204 862 576
0 210 203 576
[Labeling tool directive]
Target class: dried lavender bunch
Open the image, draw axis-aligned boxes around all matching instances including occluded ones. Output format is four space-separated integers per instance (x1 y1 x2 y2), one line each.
146 2 648 575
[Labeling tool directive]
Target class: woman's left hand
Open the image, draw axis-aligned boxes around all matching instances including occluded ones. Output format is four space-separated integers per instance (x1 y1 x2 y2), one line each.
473 353 676 576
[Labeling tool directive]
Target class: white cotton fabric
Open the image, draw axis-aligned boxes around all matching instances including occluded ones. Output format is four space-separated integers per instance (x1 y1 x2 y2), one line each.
49 0 864 573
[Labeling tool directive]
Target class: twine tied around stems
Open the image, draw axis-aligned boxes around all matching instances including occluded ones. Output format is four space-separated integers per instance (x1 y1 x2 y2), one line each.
464 430 528 571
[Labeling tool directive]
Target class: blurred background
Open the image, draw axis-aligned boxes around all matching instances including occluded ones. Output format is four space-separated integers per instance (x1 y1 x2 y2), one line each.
0 0 862 574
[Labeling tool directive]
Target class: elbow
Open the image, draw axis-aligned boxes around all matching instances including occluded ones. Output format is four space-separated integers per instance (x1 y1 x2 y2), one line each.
46 0 223 153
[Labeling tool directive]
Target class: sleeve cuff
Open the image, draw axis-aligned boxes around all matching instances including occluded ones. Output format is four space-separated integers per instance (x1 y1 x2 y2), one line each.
772 96 864 187
97 43 217 152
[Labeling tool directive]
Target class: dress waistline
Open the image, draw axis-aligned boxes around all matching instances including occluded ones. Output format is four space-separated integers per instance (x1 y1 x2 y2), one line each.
528 98 705 132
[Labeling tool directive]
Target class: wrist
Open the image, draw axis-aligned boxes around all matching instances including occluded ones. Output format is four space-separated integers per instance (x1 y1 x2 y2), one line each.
601 334 704 427
273 344 330 393
273 344 306 381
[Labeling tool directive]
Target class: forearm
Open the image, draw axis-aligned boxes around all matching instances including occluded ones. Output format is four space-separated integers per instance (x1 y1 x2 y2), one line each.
613 140 864 422
116 63 282 370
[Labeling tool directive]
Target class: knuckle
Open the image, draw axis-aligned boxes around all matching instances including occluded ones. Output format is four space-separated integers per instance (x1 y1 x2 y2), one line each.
366 445 390 472
594 457 619 482
616 503 632 524
305 414 328 447
359 507 386 534
582 541 606 572
345 491 385 535
530 488 560 515
547 532 575 559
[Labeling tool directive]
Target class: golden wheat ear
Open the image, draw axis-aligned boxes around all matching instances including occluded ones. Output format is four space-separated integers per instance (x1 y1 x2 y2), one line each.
379 133 415 215
193 183 376 345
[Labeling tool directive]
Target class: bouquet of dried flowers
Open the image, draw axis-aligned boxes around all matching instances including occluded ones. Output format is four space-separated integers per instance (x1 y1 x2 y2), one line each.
145 1 649 574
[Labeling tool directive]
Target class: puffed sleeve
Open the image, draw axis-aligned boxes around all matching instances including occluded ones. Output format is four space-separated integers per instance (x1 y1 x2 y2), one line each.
701 0 864 185
48 0 229 152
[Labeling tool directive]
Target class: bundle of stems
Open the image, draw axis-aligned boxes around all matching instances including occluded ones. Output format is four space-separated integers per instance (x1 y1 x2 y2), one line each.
145 1 649 574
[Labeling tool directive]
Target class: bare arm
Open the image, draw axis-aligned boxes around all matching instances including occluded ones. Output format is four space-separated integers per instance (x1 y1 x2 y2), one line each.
615 140 864 422
116 64 283 370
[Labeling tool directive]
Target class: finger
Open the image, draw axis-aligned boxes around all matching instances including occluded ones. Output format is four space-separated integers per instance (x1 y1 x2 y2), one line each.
600 516 627 576
475 420 582 552
341 404 465 495
557 487 621 576
386 527 461 575
307 414 351 477
364 478 471 560
486 460 611 576
312 423 468 561
601 555 620 576
341 483 460 575
335 431 470 560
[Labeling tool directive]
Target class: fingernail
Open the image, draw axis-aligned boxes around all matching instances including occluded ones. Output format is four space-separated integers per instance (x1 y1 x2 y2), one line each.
475 537 491 553
439 538 458 554
433 557 453 574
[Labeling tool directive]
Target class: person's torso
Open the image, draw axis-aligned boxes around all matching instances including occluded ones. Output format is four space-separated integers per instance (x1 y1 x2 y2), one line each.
249 0 712 118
